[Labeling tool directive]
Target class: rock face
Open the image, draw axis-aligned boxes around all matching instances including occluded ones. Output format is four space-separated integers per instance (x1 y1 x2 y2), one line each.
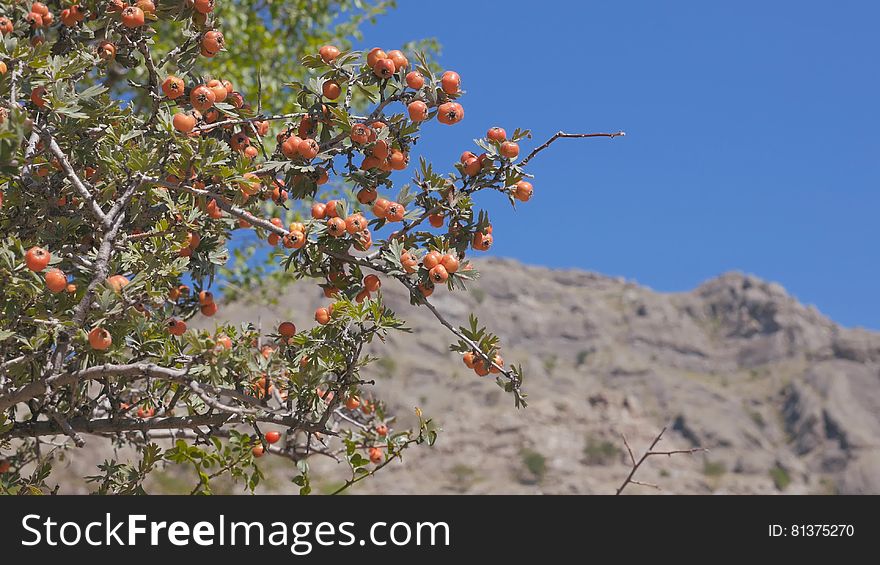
213 258 880 495
53 258 880 494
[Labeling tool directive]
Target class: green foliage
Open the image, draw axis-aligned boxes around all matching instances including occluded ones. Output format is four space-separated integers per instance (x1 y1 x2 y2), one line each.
583 436 621 465
519 448 547 484
0 0 597 495
703 460 727 478
769 465 791 491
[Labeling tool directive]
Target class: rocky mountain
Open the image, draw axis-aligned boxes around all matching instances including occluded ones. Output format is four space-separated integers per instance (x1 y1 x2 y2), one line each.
216 258 880 495
47 258 880 494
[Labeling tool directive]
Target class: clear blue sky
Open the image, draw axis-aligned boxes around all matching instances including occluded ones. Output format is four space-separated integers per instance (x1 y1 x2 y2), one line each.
350 0 879 329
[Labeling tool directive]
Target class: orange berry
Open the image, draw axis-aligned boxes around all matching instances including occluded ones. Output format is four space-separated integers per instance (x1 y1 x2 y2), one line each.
25 246 51 272
162 76 185 99
408 101 428 122
278 321 297 338
500 141 520 159
364 274 381 293
440 254 460 273
319 45 340 63
45 268 67 293
440 71 461 94
265 431 281 444
315 307 331 325
405 71 424 90
88 327 112 351
167 319 188 335
514 180 533 202
487 127 507 142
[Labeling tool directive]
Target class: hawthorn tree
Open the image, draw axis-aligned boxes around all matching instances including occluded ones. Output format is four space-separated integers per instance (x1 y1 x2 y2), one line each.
0 0 621 494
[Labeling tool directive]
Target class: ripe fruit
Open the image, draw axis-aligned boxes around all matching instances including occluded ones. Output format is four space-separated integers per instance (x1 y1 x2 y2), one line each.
136 407 155 418
487 127 507 142
350 123 370 145
371 140 390 160
0 61 6 75
407 101 428 122
429 264 449 283
107 274 130 292
31 87 47 109
366 48 387 68
319 45 340 63
440 254 460 273
368 447 382 464
252 445 265 458
281 136 302 159
500 141 520 159
137 0 156 13
463 351 476 368
462 157 481 176
66 283 77 294
314 307 331 325
405 71 425 90
387 50 408 70
201 30 224 55
97 41 116 61
200 302 218 316
193 0 215 14
423 250 442 270
473 231 493 251
345 214 366 234
345 396 360 410
372 58 396 79
357 187 377 204
376 424 388 437
322 80 341 100
371 197 390 219
324 200 340 217
284 231 306 249
278 321 296 338
389 150 407 170
45 269 67 293
190 85 216 112
437 102 464 125
0 460 9 474
428 214 444 228
326 217 346 237
298 138 320 160
0 17 13 34
167 319 187 335
121 6 145 28
172 112 196 133
265 431 281 444
25 247 50 272
514 180 533 202
198 290 214 305
490 353 504 374
88 327 112 351
311 202 327 219
364 274 381 292
440 71 461 94
385 202 405 222
215 335 232 350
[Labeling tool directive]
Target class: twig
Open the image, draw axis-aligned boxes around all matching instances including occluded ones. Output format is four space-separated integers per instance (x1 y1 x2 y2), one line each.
615 426 707 495
520 131 625 167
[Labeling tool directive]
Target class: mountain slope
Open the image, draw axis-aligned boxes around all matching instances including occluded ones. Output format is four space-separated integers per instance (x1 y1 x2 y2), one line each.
215 258 880 494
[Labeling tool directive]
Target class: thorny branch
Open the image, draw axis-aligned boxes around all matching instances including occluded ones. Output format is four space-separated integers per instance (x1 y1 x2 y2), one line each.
520 131 626 167
615 426 708 495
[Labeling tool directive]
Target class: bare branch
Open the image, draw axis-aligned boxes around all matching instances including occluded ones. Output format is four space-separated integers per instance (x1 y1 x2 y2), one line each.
615 426 708 495
520 131 625 167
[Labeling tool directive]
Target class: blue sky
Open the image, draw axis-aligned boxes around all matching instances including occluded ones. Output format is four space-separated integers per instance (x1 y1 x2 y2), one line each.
349 0 880 329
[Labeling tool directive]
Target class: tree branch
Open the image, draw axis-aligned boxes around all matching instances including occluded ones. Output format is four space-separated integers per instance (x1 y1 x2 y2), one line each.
520 131 625 167
615 426 707 495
